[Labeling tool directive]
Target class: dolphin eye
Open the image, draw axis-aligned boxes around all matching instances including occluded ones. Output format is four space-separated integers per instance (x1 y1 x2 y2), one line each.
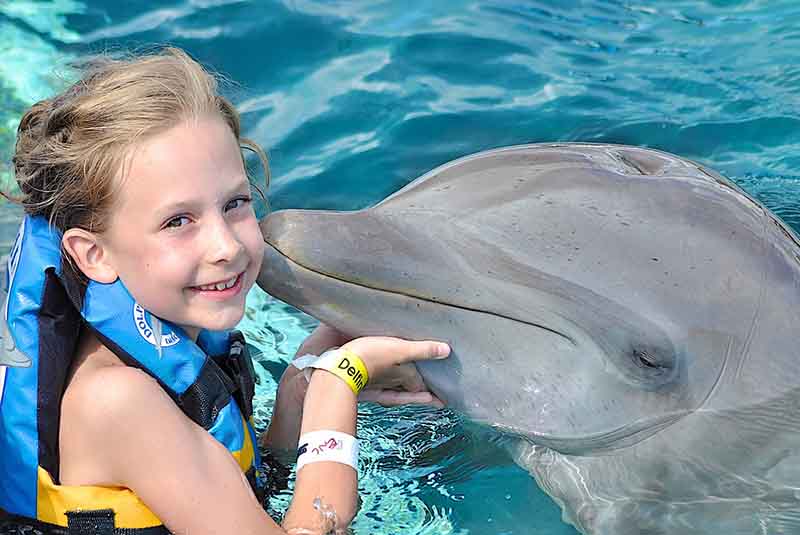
620 342 678 390
633 349 662 370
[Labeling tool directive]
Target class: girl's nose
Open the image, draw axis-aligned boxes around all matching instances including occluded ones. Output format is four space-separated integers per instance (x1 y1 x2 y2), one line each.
207 216 245 264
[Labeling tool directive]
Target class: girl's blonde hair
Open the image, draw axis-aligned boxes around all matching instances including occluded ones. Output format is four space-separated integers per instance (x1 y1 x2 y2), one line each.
9 46 269 235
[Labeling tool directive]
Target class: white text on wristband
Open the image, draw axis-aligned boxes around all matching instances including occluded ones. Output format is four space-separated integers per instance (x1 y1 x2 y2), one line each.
296 430 359 472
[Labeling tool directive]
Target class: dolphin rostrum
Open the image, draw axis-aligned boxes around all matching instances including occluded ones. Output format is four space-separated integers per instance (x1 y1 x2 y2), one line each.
257 143 800 534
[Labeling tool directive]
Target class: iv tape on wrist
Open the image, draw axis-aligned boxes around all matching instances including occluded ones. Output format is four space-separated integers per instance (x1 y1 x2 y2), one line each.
296 430 359 472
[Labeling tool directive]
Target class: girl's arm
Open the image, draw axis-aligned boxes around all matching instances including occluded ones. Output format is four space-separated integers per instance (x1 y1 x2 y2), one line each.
262 324 445 455
66 338 447 534
280 371 358 533
261 324 350 454
282 337 450 533
67 363 359 534
62 365 284 535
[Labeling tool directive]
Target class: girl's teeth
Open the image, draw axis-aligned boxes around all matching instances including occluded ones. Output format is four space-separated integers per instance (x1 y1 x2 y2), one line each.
199 275 238 291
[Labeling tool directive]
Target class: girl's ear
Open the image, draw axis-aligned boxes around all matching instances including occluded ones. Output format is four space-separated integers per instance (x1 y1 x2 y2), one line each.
61 229 118 284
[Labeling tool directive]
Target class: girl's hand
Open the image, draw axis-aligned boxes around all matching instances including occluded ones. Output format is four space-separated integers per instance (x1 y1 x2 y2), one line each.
358 362 445 408
289 324 449 408
340 336 450 400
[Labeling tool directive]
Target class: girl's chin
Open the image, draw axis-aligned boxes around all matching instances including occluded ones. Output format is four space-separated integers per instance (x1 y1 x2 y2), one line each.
178 308 246 338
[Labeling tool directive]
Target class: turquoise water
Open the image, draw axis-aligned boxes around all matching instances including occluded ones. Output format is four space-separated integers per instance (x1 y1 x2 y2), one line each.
2 1 800 533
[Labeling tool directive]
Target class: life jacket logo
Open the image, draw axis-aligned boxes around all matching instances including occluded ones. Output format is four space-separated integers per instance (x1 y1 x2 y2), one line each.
6 219 24 294
0 219 32 370
4 218 25 321
133 304 180 348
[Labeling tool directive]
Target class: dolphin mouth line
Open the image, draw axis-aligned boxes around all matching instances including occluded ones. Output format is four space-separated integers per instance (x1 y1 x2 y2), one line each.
505 409 691 455
264 241 576 345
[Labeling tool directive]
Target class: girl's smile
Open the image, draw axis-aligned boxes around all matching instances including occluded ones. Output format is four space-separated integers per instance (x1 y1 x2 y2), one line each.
189 272 245 299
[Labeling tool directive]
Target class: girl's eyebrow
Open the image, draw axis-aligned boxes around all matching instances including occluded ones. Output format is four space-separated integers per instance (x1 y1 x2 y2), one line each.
154 178 251 219
224 178 252 197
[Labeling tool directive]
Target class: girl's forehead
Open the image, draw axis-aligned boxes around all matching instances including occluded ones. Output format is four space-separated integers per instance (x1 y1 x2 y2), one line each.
115 116 245 212
134 115 240 173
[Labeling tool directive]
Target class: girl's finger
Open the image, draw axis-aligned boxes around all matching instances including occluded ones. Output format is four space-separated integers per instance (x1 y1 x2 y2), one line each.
393 340 450 364
343 337 450 364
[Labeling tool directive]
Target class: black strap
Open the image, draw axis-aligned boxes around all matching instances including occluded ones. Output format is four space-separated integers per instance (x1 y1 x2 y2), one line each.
36 269 83 482
93 328 237 431
1 507 169 535
65 509 169 535
211 331 257 420
66 509 114 535
177 356 236 430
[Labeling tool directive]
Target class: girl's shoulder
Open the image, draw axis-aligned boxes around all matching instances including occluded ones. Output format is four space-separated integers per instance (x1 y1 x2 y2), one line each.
59 336 181 486
59 334 274 533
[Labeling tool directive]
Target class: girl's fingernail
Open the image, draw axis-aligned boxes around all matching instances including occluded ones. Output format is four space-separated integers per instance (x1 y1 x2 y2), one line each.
437 343 450 357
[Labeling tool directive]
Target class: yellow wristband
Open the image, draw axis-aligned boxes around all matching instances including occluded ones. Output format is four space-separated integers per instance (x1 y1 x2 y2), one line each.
311 347 369 395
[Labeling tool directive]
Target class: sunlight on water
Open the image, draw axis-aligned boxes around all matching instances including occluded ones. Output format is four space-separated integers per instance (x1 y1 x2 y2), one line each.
0 1 79 193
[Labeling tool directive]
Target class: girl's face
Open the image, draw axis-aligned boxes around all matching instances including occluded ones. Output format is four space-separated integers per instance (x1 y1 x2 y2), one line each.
101 114 265 340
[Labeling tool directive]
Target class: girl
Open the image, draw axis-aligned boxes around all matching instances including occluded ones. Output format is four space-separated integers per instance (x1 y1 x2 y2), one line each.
0 47 449 534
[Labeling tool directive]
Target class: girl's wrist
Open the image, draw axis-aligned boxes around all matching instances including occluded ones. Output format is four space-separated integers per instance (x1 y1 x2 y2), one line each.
301 370 358 435
307 368 358 401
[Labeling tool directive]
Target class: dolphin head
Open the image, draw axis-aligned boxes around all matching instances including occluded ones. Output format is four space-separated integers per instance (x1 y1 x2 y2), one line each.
258 143 800 455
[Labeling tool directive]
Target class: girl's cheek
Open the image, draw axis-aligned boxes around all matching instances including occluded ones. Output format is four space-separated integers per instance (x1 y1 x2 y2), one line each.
153 243 197 275
241 218 266 255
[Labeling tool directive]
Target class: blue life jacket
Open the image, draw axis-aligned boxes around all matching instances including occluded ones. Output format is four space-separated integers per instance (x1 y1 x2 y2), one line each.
0 215 263 534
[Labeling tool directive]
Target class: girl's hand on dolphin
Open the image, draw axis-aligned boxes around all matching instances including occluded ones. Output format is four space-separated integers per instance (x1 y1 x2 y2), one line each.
358 385 445 408
340 336 450 407
358 363 445 408
286 324 449 407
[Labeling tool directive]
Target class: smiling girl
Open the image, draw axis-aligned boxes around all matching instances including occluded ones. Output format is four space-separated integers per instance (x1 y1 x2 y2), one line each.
0 47 448 535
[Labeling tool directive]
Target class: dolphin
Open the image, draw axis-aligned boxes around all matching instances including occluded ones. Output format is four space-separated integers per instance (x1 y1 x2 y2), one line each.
256 143 800 534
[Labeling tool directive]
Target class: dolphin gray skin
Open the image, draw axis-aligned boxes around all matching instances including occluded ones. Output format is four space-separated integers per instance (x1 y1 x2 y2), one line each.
257 143 800 534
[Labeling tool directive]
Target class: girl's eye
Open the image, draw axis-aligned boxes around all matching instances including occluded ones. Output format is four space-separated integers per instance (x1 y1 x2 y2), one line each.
225 196 252 212
164 216 191 230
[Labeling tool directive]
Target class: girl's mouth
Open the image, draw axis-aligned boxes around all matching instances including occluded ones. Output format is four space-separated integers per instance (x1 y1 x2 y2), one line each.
190 272 244 299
